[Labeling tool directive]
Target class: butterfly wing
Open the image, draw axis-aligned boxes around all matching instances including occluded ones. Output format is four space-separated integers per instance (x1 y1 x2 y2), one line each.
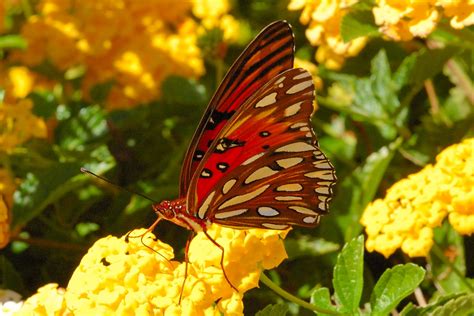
187 68 336 229
179 21 295 196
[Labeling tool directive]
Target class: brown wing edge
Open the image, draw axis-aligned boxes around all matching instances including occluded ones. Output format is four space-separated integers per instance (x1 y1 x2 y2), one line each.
179 21 295 196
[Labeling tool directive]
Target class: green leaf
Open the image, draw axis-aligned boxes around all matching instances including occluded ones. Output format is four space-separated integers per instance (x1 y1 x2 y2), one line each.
0 34 27 49
393 47 461 89
430 25 474 50
30 91 57 118
0 255 25 293
431 293 474 316
333 139 401 241
341 9 379 42
255 303 289 316
90 81 114 102
370 50 400 115
311 287 338 315
350 50 401 137
333 235 364 313
11 162 86 229
161 76 207 106
370 263 425 316
56 105 108 150
400 293 466 316
430 222 471 293
285 236 339 260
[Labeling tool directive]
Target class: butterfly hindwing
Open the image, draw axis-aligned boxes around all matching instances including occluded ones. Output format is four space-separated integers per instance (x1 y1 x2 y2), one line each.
187 68 336 229
179 21 294 196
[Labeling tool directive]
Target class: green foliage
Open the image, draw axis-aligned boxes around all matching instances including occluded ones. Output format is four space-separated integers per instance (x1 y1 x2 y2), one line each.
308 236 425 315
256 303 289 316
2 2 473 315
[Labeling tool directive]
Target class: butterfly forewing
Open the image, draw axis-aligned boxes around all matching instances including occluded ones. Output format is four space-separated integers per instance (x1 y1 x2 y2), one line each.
187 68 336 229
179 21 294 196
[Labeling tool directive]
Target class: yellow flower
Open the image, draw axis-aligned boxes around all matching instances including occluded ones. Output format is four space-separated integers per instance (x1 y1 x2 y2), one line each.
192 0 240 43
10 0 231 109
0 196 10 249
16 284 68 316
294 57 323 92
288 0 367 69
373 0 440 41
361 138 474 258
0 99 47 151
17 226 288 315
373 0 473 41
437 0 474 29
7 0 239 110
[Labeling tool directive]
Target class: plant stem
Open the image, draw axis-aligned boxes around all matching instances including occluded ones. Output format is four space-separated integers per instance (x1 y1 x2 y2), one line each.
259 273 340 315
431 242 474 292
424 80 440 114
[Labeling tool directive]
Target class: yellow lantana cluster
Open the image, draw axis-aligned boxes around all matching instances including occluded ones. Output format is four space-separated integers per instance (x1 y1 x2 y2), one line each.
0 66 51 151
193 0 240 43
361 138 474 258
288 0 368 70
17 226 288 315
0 195 11 249
9 0 238 110
0 169 15 249
373 0 474 41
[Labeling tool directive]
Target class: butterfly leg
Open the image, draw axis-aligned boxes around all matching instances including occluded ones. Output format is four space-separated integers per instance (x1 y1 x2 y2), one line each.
179 232 196 303
203 230 238 292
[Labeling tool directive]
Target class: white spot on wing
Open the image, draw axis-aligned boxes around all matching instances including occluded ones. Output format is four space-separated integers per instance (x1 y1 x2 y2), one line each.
303 216 318 224
304 170 335 180
294 71 312 80
255 92 277 108
318 181 334 187
315 187 330 195
276 183 303 192
276 157 303 168
289 206 318 215
291 122 307 129
276 142 315 153
242 152 265 165
257 207 279 217
214 208 248 219
275 76 286 85
313 161 333 169
319 202 327 210
222 178 237 194
275 196 303 201
262 223 289 229
198 191 215 219
286 80 312 94
245 166 278 184
218 185 270 210
284 102 302 117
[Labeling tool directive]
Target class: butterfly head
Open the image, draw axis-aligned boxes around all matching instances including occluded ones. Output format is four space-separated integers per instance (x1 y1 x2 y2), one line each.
152 198 191 226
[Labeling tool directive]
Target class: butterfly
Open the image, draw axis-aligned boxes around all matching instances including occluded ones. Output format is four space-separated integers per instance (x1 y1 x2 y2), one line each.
150 20 336 295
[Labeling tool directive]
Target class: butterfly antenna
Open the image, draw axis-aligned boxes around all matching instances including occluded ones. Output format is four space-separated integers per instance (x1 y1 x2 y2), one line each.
80 167 159 204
